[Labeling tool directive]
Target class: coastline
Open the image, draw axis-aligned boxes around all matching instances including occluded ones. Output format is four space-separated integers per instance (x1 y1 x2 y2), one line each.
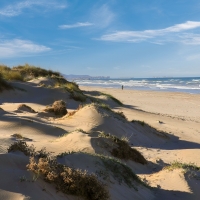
80 85 200 123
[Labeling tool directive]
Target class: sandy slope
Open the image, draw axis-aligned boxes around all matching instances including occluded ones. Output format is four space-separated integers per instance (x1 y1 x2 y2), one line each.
0 80 200 200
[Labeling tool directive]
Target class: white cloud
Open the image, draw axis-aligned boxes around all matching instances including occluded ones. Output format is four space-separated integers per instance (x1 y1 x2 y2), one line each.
0 0 67 17
0 39 50 57
59 22 93 29
99 21 200 44
91 4 115 28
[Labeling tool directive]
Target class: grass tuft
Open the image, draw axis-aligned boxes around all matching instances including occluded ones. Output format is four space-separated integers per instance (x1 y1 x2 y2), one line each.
7 141 36 156
101 93 123 106
17 104 36 113
44 100 67 116
132 120 146 126
164 161 200 172
98 132 147 164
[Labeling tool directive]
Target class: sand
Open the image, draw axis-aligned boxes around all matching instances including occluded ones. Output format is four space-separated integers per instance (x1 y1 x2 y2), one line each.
0 79 200 200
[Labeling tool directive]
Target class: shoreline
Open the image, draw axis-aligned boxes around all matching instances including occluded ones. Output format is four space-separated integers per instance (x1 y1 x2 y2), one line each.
79 84 200 95
80 85 200 123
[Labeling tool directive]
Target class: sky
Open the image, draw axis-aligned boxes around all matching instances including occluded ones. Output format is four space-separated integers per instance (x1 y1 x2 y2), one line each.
0 0 200 78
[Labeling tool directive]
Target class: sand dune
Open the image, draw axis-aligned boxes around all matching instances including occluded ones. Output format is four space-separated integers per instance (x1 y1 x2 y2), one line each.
0 79 200 199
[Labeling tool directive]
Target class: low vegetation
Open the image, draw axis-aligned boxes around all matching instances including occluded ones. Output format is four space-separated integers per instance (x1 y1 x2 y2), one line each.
98 132 147 164
94 103 127 120
7 141 35 156
8 141 109 200
98 155 149 189
17 104 36 113
164 161 200 172
0 64 61 82
27 157 109 200
12 133 23 139
70 91 86 102
13 64 60 80
132 120 146 126
101 93 123 106
44 100 67 116
0 73 13 92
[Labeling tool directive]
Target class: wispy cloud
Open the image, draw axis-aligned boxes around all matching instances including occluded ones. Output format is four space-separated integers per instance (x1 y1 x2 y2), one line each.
91 4 115 28
0 39 50 58
0 0 67 17
99 21 200 44
59 22 93 29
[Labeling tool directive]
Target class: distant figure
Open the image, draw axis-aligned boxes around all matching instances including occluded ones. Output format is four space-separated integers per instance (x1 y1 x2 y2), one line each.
122 85 123 90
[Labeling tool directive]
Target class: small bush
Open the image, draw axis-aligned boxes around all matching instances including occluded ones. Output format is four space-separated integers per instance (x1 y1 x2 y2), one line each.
7 141 35 156
70 91 86 102
52 100 67 115
27 157 109 200
44 100 67 116
98 132 147 164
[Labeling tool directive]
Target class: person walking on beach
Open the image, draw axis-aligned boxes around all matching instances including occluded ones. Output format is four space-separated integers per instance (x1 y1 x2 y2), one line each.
122 85 123 90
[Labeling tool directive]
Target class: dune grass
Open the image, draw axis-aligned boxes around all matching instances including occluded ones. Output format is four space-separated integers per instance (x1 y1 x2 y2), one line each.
164 161 200 172
98 132 147 164
101 92 123 106
0 73 13 92
13 64 60 79
131 120 146 126
0 64 62 82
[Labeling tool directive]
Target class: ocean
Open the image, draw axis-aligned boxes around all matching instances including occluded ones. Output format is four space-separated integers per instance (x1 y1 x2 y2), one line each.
76 77 200 94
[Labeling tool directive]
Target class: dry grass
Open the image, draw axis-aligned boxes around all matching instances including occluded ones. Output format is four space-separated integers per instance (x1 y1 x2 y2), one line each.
0 73 13 92
98 132 147 164
101 93 123 106
13 64 61 79
164 161 200 172
17 104 36 113
66 104 84 118
70 91 86 102
0 64 62 82
7 141 35 156
0 65 23 81
27 157 109 200
44 100 67 116
12 133 23 139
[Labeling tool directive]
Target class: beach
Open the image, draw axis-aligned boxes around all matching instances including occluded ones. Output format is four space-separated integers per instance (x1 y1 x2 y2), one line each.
0 78 200 200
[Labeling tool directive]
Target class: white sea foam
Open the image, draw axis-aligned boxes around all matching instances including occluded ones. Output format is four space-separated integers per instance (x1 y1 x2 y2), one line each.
77 77 200 93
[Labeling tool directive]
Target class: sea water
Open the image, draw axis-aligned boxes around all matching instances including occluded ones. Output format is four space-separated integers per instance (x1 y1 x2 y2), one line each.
76 77 200 94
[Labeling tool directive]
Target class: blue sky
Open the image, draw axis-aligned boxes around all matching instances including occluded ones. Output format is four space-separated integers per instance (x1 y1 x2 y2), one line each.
0 0 200 78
